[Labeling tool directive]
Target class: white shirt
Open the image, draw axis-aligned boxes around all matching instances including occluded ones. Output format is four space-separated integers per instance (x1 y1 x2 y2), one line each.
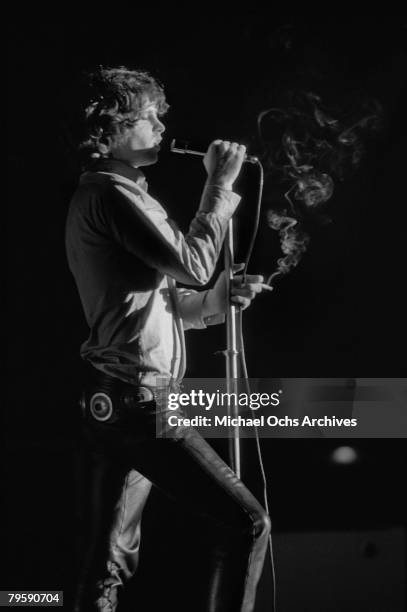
65 159 240 386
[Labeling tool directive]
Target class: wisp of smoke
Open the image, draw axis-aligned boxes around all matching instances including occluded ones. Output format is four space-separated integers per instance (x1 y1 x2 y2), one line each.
266 211 310 284
259 91 381 285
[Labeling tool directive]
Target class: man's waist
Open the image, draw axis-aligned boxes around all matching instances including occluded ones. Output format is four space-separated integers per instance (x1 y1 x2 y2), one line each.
82 362 181 399
80 365 183 423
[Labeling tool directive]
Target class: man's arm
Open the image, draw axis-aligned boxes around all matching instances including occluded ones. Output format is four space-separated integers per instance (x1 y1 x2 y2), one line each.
177 266 270 330
177 288 225 330
88 141 246 286
103 181 240 286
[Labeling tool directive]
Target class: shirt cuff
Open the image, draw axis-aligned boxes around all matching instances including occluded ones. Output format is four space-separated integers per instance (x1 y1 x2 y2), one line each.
203 312 226 326
177 288 226 330
200 287 226 326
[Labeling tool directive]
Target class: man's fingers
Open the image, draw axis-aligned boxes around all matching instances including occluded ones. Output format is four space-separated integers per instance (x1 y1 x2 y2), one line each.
233 274 264 284
231 296 250 310
229 270 272 309
231 286 258 299
231 282 265 294
220 141 230 155
217 141 244 157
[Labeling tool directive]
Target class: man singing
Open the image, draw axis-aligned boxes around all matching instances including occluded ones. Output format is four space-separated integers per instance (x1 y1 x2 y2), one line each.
66 66 270 612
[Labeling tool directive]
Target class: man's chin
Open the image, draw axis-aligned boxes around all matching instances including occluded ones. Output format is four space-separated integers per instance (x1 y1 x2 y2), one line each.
133 149 159 167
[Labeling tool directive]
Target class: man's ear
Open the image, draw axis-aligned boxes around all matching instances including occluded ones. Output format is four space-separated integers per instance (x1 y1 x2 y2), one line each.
98 140 110 156
97 131 113 156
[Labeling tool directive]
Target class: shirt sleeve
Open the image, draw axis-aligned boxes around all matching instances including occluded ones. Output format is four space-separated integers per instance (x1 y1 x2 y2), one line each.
176 288 225 330
98 179 241 286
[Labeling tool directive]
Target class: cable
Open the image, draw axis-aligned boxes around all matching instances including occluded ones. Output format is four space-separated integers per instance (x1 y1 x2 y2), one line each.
238 309 277 612
242 160 264 281
236 159 277 611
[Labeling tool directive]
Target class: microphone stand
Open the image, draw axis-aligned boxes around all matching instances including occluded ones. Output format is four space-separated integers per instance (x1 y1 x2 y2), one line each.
224 219 241 478
170 140 260 478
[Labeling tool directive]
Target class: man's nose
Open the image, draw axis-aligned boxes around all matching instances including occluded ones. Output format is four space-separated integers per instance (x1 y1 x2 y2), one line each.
155 118 165 133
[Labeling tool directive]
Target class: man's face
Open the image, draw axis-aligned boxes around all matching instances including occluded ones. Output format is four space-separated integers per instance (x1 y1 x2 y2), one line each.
108 101 165 167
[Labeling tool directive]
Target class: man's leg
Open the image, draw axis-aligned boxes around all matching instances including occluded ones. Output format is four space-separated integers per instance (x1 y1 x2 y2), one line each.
74 453 151 612
108 469 152 580
108 424 271 612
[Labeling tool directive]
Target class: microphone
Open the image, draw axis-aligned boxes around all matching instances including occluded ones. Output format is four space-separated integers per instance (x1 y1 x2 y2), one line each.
170 139 259 164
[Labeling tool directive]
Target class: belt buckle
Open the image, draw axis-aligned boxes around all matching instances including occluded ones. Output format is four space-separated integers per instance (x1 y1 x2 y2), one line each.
89 392 114 421
123 386 154 408
134 386 154 402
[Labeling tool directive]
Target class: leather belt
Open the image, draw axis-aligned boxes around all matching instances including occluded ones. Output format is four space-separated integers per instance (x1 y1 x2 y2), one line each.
79 369 155 423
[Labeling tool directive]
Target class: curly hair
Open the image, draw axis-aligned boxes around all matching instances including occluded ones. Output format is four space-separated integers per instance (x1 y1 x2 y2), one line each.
79 66 169 161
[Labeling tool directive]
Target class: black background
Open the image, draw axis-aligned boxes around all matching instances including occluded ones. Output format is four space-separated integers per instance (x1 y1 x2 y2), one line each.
6 9 407 611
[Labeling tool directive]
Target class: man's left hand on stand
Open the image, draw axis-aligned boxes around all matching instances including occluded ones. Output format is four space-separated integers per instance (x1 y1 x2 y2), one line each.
202 263 272 317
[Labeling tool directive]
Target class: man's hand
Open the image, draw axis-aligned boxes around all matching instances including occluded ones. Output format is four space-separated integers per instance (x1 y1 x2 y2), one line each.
202 264 272 318
203 140 246 191
230 269 271 310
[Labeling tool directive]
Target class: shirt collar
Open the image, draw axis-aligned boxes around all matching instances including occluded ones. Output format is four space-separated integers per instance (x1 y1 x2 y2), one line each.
85 159 148 190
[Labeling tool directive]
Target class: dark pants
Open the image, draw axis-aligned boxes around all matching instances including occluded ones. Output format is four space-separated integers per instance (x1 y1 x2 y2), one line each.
75 378 270 612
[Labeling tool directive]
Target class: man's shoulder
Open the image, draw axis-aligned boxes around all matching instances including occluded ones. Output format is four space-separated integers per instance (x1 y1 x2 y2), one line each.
69 176 115 214
74 173 113 198
73 171 147 204
68 171 168 232
66 178 113 235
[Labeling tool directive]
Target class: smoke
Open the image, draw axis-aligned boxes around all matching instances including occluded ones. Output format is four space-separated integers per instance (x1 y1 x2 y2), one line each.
259 91 381 285
267 211 310 284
